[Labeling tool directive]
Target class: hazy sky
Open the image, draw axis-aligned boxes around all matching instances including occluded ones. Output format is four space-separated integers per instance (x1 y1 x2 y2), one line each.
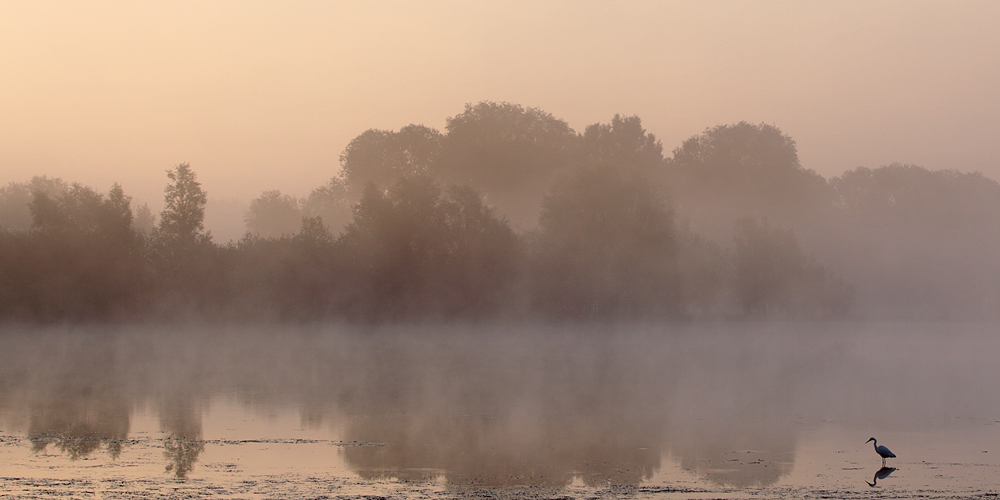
3 0 999 209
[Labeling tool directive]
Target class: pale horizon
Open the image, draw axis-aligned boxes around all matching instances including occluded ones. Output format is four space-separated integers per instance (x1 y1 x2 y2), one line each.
3 1 999 220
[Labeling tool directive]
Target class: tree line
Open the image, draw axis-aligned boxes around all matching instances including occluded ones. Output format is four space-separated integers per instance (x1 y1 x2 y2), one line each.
2 101 999 322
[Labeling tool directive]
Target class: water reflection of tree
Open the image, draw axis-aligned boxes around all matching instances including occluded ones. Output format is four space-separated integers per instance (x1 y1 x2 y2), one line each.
329 327 815 489
344 414 663 488
1 325 826 490
667 424 795 487
28 408 129 460
339 398 795 489
160 400 205 478
22 339 131 460
332 332 671 488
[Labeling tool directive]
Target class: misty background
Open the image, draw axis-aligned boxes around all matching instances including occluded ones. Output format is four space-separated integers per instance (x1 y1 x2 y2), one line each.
3 1 1000 206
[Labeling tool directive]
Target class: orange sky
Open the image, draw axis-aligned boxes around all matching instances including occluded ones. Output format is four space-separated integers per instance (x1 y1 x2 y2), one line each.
3 1 1000 211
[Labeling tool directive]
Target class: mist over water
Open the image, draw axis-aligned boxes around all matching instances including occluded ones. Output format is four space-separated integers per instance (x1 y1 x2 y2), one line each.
2 323 997 496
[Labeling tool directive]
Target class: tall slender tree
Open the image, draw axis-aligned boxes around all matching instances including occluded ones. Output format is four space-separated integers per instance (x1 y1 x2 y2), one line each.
158 163 208 245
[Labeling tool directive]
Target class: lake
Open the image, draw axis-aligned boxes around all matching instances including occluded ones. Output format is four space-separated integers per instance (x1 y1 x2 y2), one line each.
1 322 998 499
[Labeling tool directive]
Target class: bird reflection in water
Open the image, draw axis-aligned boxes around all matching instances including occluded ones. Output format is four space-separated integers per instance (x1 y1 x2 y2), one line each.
865 466 896 487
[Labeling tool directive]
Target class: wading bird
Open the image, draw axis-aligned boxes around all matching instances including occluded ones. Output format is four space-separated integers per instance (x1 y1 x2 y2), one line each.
866 437 896 466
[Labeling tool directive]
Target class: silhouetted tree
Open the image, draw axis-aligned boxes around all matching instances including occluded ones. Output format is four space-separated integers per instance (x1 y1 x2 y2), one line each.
833 164 1000 229
732 217 805 316
227 215 341 320
302 177 352 234
532 165 680 319
668 122 832 242
675 221 729 316
338 177 441 320
436 184 524 315
581 114 664 179
29 184 106 234
244 190 302 238
297 215 335 247
732 216 852 316
439 101 580 227
0 183 33 232
0 176 68 231
340 124 443 195
338 176 520 320
25 182 131 239
104 184 134 241
27 182 137 247
133 202 156 235
1 183 148 320
829 164 1000 318
149 163 227 317
157 163 208 246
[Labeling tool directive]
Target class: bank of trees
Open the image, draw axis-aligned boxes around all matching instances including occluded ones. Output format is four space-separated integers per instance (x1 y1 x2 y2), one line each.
3 101 999 322
1 183 145 320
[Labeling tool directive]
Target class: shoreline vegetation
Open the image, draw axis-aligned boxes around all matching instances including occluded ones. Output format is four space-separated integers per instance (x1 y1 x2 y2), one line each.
2 101 999 324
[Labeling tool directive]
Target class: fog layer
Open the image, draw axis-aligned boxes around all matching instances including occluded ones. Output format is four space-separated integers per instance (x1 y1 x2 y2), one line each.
2 323 996 485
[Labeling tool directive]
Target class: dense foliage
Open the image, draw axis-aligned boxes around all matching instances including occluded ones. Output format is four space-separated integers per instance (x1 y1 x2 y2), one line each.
3 102 999 322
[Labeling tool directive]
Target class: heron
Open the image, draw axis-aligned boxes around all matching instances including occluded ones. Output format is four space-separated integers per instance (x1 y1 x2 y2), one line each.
866 437 896 466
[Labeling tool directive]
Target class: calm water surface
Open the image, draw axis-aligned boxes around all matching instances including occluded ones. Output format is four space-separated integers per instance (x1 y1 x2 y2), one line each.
1 322 998 499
